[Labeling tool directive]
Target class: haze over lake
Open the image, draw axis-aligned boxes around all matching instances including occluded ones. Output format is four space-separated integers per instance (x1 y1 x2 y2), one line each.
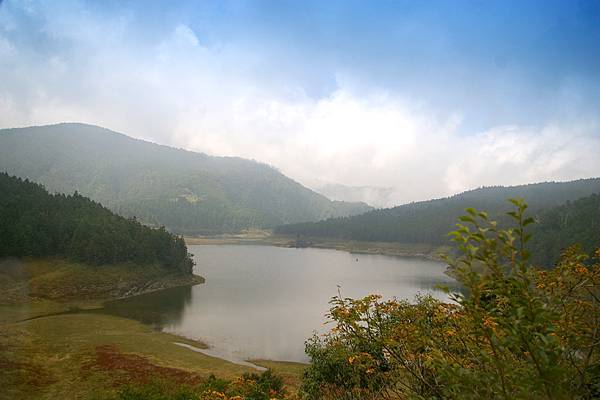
103 245 455 363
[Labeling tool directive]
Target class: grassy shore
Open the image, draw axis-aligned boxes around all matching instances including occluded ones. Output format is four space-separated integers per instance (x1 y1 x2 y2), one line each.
0 258 306 399
185 230 450 261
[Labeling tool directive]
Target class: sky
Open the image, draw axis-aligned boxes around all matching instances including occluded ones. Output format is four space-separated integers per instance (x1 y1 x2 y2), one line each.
1 0 599 207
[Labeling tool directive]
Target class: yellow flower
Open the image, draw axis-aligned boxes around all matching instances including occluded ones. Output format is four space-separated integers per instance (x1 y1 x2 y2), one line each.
575 265 588 275
483 317 497 331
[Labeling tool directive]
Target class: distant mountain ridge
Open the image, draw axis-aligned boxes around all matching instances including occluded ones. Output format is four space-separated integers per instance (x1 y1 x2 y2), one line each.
276 178 600 262
0 123 372 234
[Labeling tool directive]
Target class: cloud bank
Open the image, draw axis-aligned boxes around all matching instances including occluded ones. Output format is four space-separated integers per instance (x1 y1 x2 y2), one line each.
0 1 599 207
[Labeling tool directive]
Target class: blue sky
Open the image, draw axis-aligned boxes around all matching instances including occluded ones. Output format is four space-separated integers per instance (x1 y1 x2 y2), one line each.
1 0 599 205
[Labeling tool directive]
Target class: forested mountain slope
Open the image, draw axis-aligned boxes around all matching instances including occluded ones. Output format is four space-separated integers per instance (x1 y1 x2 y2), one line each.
529 193 600 266
0 173 193 273
0 123 371 234
276 179 600 263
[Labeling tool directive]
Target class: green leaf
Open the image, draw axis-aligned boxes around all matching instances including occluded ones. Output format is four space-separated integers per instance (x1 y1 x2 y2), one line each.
523 217 536 226
459 215 475 223
435 284 450 293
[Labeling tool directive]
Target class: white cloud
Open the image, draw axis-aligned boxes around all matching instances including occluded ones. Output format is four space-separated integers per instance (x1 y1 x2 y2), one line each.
174 88 600 206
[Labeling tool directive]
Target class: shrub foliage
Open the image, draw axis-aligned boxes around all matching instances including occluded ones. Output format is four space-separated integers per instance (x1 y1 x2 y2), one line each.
301 199 600 399
118 370 286 400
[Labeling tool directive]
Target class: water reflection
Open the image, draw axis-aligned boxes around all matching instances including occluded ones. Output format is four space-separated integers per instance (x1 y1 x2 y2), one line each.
102 285 192 328
102 245 456 363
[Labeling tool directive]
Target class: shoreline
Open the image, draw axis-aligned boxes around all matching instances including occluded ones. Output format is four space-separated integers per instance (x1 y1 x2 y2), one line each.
184 233 450 262
0 268 306 397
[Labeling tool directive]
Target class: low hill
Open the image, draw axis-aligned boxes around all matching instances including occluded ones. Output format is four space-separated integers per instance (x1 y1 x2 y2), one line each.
276 179 600 266
0 172 193 273
0 123 372 234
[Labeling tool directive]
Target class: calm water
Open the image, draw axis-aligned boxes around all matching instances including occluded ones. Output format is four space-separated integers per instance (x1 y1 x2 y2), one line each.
101 245 456 363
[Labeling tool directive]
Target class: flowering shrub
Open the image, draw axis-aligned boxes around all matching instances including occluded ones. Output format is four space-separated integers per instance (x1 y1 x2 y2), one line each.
301 199 600 399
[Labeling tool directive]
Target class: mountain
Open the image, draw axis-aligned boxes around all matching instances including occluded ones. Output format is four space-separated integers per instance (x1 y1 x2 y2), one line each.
0 123 372 234
0 172 193 273
276 179 600 264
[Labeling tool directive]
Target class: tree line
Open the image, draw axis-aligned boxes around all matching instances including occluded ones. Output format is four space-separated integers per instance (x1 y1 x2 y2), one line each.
0 173 194 274
276 180 600 267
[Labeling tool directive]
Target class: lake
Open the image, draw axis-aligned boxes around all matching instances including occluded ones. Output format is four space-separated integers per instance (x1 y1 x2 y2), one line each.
101 244 456 364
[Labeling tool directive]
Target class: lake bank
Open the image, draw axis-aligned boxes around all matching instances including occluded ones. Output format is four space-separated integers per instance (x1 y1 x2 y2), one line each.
0 257 204 322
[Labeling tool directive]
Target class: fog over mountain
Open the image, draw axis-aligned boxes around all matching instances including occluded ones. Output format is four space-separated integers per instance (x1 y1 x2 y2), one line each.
0 123 372 234
314 183 396 209
1 1 599 205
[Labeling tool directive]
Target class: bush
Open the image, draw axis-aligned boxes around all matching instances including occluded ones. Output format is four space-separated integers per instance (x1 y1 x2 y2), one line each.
116 370 287 400
301 199 600 399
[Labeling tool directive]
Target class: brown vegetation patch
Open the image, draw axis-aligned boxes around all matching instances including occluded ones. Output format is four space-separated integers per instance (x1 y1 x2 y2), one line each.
82 345 203 386
0 356 57 387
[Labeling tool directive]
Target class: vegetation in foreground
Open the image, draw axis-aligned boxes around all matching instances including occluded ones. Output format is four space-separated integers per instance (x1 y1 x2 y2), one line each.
301 200 599 399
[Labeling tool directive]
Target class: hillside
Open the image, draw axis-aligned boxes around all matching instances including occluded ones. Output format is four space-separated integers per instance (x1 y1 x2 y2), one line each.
529 193 600 266
276 179 600 265
0 172 193 273
0 123 372 234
